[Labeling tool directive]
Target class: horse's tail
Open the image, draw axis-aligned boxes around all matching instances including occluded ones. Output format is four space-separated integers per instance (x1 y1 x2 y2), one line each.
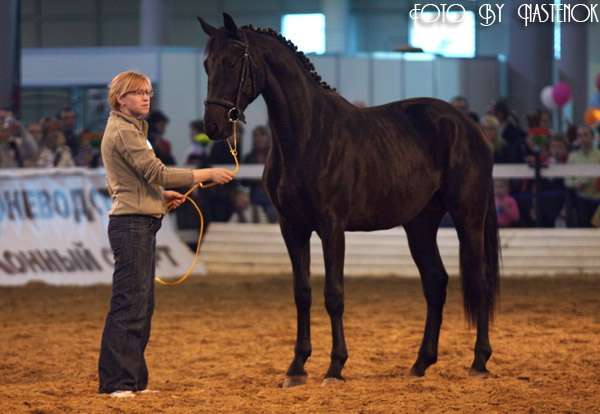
462 180 501 325
483 180 501 322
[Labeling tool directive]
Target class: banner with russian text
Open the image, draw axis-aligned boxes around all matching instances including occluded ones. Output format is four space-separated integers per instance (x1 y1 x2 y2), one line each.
0 168 205 286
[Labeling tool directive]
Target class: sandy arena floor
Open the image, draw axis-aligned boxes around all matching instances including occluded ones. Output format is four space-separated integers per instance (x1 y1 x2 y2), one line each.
1 274 600 413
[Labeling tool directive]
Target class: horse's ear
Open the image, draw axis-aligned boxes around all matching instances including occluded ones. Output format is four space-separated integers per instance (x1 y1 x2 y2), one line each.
197 16 217 37
223 13 240 38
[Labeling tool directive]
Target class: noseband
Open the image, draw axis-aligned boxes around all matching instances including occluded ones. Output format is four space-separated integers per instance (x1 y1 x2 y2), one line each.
204 31 256 124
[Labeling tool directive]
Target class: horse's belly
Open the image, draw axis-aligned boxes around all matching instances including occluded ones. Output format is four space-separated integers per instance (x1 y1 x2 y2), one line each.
346 183 438 231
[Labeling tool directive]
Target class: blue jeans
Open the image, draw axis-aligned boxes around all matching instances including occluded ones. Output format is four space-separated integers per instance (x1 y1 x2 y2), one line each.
98 214 162 393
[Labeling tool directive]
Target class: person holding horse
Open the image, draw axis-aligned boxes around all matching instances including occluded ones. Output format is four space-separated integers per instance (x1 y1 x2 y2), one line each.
98 70 234 397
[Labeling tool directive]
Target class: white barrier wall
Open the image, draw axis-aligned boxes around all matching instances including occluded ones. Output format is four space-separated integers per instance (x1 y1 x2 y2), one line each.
0 168 204 286
22 48 501 164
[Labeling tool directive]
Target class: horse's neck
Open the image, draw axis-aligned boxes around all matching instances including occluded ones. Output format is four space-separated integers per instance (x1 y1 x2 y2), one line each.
260 55 323 164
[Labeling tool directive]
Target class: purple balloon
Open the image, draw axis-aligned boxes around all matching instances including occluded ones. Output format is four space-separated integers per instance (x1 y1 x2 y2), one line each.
552 82 572 107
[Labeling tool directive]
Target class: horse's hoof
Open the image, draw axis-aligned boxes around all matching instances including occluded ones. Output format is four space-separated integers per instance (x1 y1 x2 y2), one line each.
469 367 490 377
321 377 345 386
282 375 307 388
409 366 426 377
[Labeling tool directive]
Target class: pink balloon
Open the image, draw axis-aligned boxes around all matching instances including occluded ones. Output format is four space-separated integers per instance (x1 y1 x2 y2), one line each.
596 73 600 91
552 82 571 107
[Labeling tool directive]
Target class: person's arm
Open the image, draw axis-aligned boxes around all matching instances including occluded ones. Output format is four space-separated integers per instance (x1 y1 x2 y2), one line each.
117 126 234 188
116 126 193 188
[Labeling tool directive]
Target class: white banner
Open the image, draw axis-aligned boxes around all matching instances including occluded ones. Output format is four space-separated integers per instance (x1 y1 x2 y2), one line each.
0 168 205 286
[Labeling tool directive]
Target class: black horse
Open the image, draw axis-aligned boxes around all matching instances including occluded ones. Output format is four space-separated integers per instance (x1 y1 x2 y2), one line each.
198 14 500 386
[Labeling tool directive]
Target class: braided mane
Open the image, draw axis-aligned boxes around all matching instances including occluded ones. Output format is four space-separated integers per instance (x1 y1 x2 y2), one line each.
242 25 336 92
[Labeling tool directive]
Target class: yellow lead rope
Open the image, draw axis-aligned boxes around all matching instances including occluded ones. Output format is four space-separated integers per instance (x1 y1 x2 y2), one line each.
155 124 240 286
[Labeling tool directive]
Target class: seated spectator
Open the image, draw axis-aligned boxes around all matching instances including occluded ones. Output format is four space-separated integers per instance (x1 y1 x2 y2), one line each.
205 123 245 222
243 125 277 223
147 110 176 165
480 115 508 163
228 187 269 223
184 119 212 167
37 118 75 168
75 129 103 168
525 111 551 166
494 179 520 227
565 125 600 227
0 111 39 168
57 106 80 158
490 99 527 163
451 95 479 123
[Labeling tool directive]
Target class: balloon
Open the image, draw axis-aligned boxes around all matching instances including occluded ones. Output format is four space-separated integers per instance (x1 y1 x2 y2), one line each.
590 93 600 109
552 82 572 107
596 73 600 91
584 108 600 126
540 85 557 110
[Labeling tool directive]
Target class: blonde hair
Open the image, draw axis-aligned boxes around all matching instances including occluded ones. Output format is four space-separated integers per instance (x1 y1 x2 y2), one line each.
480 114 504 151
108 71 151 111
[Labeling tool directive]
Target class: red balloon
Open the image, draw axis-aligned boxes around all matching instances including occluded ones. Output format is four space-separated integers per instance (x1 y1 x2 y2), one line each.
552 82 572 107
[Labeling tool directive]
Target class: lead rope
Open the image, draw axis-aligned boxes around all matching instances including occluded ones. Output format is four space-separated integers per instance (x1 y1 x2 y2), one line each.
155 122 240 286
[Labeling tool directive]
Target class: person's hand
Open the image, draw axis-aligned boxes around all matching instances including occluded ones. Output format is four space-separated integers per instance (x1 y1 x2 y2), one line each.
210 168 235 184
163 190 186 209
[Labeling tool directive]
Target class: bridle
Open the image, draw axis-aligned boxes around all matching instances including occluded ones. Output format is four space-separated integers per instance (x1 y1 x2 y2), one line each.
204 30 256 124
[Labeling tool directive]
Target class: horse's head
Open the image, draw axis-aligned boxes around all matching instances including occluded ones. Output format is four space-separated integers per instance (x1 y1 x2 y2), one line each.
198 13 265 141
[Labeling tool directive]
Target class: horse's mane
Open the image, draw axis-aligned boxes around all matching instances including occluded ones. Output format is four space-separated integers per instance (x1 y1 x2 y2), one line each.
242 25 336 92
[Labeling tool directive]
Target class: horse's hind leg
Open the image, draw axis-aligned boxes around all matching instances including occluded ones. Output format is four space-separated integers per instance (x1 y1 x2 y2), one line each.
451 208 493 374
280 219 313 387
404 208 448 377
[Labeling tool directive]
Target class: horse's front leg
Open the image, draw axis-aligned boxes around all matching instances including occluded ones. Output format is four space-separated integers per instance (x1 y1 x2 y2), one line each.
319 219 348 383
280 219 312 388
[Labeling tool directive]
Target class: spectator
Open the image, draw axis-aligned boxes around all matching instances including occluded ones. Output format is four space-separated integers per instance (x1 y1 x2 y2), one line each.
0 112 39 168
525 111 551 165
565 125 600 226
451 95 479 123
37 118 75 168
147 110 176 165
58 106 80 158
490 99 527 163
494 179 520 227
480 115 508 163
184 119 212 167
243 125 277 222
228 187 269 223
205 122 245 222
75 129 103 168
538 109 553 132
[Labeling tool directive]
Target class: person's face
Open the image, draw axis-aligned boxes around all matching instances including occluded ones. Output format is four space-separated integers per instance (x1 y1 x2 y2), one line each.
118 84 152 119
60 110 77 130
577 127 593 149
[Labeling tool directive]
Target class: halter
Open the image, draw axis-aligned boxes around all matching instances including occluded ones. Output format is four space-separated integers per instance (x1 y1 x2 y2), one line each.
204 31 256 124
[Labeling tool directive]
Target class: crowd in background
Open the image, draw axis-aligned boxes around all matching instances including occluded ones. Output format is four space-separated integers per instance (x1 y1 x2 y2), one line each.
450 96 600 228
2 96 600 227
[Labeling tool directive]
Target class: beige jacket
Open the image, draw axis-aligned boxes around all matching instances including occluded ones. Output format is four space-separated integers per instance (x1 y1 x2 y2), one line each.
101 110 194 216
